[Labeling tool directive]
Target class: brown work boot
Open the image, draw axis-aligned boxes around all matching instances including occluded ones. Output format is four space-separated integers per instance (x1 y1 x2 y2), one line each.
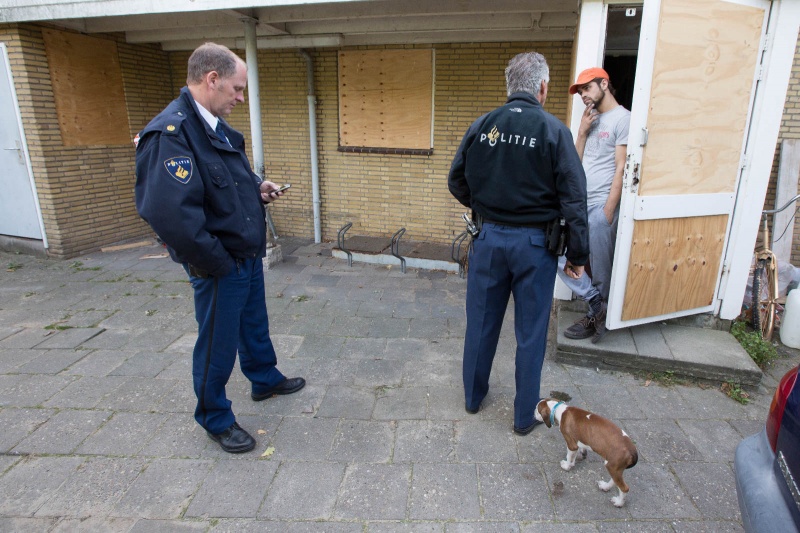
591 303 608 344
564 314 595 340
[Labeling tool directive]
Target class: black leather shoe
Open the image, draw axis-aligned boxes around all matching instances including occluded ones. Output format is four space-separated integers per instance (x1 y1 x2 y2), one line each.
465 403 480 414
207 422 256 453
513 420 542 436
251 377 306 401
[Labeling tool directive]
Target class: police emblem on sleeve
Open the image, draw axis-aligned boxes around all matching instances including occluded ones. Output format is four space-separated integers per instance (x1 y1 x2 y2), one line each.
164 157 193 184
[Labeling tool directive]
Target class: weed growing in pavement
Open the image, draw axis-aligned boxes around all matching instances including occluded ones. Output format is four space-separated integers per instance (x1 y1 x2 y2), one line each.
721 381 750 405
730 320 777 369
640 370 689 387
6 262 22 272
69 261 102 272
293 295 311 302
44 323 73 331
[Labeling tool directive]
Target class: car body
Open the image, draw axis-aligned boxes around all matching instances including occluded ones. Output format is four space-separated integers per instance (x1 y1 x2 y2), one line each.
735 363 800 532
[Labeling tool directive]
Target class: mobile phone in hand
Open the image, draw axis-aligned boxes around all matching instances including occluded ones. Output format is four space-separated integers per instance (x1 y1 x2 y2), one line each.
274 184 291 193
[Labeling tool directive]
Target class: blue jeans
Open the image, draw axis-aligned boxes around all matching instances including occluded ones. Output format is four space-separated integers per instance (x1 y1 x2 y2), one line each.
463 223 557 429
185 257 285 433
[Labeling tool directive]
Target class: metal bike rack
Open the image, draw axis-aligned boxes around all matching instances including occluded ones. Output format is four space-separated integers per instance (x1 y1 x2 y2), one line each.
451 231 470 278
337 222 353 267
391 228 406 273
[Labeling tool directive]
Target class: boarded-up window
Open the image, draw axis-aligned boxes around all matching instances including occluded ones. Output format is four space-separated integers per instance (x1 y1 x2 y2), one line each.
338 49 433 153
42 29 130 146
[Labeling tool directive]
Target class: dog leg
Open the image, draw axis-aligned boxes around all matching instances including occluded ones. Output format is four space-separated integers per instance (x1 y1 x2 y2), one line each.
598 478 615 492
611 487 626 507
561 448 579 471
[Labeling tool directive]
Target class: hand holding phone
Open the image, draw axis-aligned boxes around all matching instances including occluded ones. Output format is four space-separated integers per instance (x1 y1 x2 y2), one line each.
274 184 291 193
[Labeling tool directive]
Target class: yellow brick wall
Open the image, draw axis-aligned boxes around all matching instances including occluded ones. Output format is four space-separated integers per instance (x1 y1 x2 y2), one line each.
169 43 573 245
0 23 172 258
769 31 800 266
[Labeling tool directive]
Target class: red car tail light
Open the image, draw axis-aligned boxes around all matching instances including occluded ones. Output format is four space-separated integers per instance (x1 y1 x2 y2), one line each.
766 367 798 452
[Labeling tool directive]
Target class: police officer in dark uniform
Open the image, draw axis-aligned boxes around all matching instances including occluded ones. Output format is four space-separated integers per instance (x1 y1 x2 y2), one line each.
135 42 305 453
448 52 589 435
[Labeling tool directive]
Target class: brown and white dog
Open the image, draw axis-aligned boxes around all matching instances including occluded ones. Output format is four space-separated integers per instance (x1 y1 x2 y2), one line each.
535 398 638 507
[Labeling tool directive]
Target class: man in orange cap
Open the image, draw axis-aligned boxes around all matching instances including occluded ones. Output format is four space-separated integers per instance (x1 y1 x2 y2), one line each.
559 67 630 343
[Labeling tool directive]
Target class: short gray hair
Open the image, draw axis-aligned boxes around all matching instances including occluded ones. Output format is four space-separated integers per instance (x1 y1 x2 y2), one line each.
505 52 550 97
186 42 241 85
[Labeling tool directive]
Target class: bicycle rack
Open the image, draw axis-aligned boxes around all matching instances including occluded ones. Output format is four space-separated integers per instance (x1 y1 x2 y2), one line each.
451 231 470 278
391 228 406 273
337 222 353 267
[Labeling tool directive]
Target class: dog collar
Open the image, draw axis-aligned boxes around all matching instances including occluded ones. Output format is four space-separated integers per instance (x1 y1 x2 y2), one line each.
550 401 565 427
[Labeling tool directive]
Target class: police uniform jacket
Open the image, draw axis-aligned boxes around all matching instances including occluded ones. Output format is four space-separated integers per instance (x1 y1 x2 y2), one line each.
135 87 266 278
448 92 590 266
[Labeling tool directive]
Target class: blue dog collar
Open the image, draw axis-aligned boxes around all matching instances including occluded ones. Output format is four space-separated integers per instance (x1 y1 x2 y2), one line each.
550 401 565 427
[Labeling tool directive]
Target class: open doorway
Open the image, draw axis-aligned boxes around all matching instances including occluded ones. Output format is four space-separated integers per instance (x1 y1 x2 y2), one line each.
603 4 642 111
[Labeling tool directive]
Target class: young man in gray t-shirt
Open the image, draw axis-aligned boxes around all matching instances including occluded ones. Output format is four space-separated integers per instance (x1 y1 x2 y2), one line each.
558 67 630 343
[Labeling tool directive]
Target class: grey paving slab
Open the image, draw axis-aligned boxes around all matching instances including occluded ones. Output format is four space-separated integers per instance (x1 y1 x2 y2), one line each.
139 413 212 459
671 462 740 520
0 326 23 341
624 463 701 520
329 420 394 463
373 386 429 420
108 351 178 377
0 348 39 373
621 419 703 463
259 461 345 519
0 517 59 532
128 518 212 532
317 385 376 419
455 420 518 463
0 407 56 452
0 327 58 349
353 358 404 388
409 463 480 520
451 523 523 533
15 349 90 375
50 517 138 532
676 419 743 462
211 519 363 532
111 459 214 519
630 323 672 359
101 376 178 411
33 327 105 349
394 420 456 463
44 375 130 409
0 374 76 407
185 459 278 518
334 463 411 520
268 416 339 461
60 349 133 376
0 456 85 516
35 457 148 518
12 409 112 455
76 411 169 455
480 463 554 521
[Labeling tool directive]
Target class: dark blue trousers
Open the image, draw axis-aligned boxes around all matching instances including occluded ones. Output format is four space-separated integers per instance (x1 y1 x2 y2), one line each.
186 257 285 434
463 223 557 429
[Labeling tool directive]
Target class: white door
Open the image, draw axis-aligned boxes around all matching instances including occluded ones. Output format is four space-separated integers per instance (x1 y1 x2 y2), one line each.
606 0 771 329
0 43 43 240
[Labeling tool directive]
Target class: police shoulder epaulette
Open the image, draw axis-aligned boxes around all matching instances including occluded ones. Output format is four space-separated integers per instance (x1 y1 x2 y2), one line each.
161 111 187 136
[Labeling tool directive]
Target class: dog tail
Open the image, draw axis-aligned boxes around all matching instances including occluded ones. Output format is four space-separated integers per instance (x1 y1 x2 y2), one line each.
626 450 639 469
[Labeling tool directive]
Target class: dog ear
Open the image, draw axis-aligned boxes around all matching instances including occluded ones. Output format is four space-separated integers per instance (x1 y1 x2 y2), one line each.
537 401 552 428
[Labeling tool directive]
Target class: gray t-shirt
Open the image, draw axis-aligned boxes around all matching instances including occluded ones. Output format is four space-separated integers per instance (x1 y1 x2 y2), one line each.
583 105 630 206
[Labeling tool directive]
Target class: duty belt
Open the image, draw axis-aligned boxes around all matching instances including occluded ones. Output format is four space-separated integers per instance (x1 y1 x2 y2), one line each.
481 219 547 230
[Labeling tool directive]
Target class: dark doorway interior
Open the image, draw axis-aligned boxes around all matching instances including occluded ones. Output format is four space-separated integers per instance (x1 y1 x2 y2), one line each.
603 4 642 111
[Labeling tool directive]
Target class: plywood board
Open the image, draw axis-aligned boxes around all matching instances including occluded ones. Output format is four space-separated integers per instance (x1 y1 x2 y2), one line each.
339 49 433 150
621 215 727 321
638 0 764 196
42 29 131 146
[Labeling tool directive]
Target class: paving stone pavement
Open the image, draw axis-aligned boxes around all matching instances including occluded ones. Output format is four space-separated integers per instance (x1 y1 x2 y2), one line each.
1 237 798 532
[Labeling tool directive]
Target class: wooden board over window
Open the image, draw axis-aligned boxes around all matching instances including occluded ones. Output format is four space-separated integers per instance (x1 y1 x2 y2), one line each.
42 29 130 147
339 49 433 152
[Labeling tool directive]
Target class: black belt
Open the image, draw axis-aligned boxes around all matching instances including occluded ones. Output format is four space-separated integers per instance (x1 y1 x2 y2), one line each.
482 218 547 229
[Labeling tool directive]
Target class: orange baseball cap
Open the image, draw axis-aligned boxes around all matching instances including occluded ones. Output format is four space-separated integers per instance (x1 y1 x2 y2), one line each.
568 67 609 94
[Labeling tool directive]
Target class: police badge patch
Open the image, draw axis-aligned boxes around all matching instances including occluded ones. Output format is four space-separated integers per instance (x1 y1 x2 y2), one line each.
164 157 193 184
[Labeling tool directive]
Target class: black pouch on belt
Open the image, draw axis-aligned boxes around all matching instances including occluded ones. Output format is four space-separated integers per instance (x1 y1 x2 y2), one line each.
545 217 569 256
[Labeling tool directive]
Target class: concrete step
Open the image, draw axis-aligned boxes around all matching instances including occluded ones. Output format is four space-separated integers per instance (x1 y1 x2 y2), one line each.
555 310 763 387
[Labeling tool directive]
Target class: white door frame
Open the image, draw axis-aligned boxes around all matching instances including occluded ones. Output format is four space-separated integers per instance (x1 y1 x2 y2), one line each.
0 42 47 247
719 0 800 320
570 0 799 327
